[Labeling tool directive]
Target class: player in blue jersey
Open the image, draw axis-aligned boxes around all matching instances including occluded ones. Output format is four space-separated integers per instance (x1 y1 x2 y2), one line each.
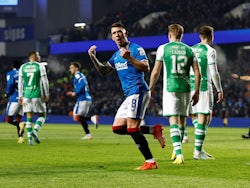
66 62 99 140
5 61 25 143
88 22 164 170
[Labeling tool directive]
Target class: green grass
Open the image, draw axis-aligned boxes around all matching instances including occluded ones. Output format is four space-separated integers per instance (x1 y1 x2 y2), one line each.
0 122 249 188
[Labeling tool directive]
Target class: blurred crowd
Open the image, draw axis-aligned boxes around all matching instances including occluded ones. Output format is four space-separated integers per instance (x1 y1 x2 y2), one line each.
1 0 250 119
1 47 250 119
53 0 250 43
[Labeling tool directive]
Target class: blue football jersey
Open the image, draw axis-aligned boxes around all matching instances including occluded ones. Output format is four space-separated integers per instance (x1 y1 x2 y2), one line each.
73 71 92 102
108 42 149 97
6 68 19 102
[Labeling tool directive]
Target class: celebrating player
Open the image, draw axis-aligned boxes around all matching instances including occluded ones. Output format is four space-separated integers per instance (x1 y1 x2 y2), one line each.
88 22 164 170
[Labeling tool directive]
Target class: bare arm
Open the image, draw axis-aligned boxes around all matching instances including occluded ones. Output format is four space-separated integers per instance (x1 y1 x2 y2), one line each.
41 75 49 102
209 64 223 103
191 61 201 106
232 73 250 81
88 45 113 75
149 61 162 92
18 74 24 104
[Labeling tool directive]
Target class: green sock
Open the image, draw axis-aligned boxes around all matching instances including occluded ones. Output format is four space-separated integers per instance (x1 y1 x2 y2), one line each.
192 118 198 129
34 117 46 132
170 124 182 155
26 118 33 140
195 123 206 151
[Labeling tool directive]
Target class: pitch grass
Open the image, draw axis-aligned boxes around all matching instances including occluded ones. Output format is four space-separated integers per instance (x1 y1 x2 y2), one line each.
0 123 249 188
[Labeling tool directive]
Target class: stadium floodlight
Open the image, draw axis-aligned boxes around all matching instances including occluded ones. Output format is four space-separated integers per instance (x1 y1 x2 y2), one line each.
74 22 86 29
242 45 250 50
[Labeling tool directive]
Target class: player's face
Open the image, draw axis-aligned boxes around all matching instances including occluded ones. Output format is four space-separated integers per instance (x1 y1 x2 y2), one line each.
111 27 128 48
69 65 78 75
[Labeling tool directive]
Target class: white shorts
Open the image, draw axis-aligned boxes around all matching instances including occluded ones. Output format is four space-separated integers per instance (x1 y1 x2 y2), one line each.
115 91 150 119
23 98 46 113
163 91 190 117
73 100 92 116
190 90 213 114
6 102 23 116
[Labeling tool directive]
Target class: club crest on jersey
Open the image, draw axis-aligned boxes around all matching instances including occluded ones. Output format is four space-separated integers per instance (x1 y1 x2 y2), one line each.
115 62 128 71
138 47 146 56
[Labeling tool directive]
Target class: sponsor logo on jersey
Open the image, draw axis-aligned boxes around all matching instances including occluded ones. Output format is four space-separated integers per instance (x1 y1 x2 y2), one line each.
23 65 37 72
115 62 128 71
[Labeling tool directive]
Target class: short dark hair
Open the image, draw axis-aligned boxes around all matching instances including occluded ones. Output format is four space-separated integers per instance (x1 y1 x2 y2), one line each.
70 62 81 69
110 22 125 32
199 26 214 39
12 60 20 69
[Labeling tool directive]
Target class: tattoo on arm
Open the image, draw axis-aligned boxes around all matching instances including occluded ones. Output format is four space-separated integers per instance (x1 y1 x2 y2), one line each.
91 55 113 75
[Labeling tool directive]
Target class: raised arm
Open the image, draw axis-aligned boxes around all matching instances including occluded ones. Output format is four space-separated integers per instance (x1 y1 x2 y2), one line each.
88 45 113 75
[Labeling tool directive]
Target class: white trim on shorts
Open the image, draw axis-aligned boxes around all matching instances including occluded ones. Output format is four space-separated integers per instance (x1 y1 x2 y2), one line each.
115 91 150 119
190 90 213 114
23 98 46 113
6 101 23 116
163 91 190 117
73 100 92 116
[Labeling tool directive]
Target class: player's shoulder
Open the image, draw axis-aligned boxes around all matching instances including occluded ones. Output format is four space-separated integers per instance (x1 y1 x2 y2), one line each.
7 68 18 75
22 61 39 67
157 43 168 50
75 71 85 79
129 42 145 52
129 42 141 48
193 43 213 50
6 70 13 76
206 44 215 52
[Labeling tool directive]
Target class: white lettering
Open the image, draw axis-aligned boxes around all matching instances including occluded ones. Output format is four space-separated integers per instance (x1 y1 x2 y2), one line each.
4 27 26 42
115 62 128 71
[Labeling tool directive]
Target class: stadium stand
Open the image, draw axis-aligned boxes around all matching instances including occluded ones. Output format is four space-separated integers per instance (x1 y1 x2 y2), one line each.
52 0 249 43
